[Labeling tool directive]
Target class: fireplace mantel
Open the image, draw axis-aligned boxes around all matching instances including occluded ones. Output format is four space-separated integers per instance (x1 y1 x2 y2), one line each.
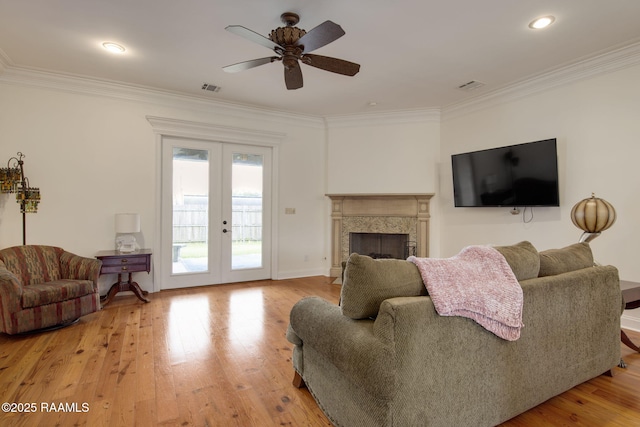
326 193 434 277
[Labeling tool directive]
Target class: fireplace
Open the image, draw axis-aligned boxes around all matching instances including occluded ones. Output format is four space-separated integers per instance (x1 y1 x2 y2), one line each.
326 194 434 277
350 232 414 259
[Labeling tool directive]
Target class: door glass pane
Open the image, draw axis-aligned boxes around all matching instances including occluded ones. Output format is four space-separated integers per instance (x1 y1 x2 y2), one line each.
172 148 209 274
231 153 263 270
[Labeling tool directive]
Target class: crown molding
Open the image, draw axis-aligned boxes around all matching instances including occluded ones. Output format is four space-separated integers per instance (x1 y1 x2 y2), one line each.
0 65 325 129
325 108 441 128
146 115 285 146
0 47 12 75
442 40 640 121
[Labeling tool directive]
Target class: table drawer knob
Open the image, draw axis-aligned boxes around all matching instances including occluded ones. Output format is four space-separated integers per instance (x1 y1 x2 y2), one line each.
122 266 128 271
121 259 128 263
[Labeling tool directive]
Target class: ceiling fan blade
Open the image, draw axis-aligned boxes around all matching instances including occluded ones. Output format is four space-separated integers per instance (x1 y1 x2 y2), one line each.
225 25 283 51
223 57 280 73
302 54 360 76
284 61 303 90
296 20 345 54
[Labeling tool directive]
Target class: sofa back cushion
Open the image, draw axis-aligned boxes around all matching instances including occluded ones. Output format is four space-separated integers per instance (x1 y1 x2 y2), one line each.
538 242 594 277
341 253 426 319
0 245 63 286
493 241 540 281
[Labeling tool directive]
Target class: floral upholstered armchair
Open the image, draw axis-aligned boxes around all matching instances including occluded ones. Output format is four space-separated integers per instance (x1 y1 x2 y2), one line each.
0 245 102 335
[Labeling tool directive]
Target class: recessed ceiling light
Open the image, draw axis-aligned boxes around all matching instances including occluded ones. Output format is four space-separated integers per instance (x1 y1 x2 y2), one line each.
102 42 126 53
529 15 555 30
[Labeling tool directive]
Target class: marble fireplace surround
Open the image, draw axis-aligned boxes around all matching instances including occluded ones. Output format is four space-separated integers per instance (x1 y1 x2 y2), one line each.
326 194 434 278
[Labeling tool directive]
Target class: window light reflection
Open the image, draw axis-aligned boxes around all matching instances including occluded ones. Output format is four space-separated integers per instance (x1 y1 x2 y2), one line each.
228 289 264 346
167 296 211 360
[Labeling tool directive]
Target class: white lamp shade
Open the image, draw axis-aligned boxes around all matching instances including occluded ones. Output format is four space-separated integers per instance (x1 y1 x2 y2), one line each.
115 213 140 233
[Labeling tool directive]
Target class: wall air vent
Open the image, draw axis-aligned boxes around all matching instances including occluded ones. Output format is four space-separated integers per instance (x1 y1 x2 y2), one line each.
457 80 485 91
201 83 221 92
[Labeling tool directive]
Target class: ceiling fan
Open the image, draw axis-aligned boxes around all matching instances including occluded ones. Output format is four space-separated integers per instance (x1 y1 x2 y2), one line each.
223 12 360 90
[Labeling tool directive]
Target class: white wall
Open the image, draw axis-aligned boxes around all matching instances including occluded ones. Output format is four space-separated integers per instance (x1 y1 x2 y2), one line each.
0 79 327 293
326 111 440 194
440 63 640 328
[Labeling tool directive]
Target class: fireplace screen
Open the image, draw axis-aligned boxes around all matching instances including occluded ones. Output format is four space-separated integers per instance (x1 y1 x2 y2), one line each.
349 232 415 259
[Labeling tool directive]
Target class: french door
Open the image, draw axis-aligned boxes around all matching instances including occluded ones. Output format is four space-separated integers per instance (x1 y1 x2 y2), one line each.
161 137 272 289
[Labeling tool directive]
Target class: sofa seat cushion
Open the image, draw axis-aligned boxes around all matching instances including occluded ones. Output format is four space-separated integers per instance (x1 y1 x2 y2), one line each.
341 253 426 319
22 279 95 309
539 242 594 277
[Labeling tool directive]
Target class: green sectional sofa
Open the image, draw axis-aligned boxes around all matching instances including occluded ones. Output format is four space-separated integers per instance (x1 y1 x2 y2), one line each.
287 241 621 426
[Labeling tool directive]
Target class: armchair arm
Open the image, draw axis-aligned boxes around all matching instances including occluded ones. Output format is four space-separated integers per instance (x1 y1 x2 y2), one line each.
0 267 24 320
289 296 396 399
60 251 102 291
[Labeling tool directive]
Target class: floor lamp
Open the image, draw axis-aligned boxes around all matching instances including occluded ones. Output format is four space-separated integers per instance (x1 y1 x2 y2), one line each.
570 193 616 243
571 193 629 366
0 152 41 245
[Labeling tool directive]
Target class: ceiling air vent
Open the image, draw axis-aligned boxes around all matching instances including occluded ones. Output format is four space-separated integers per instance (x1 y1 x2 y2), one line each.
457 80 485 91
201 83 221 93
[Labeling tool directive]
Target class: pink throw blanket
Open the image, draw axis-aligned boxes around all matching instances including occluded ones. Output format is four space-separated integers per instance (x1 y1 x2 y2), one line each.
408 246 524 341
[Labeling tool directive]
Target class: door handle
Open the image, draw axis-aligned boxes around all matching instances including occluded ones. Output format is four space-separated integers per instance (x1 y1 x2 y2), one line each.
223 229 229 233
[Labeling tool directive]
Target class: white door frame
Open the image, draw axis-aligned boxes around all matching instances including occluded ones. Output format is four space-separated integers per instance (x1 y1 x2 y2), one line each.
147 116 285 292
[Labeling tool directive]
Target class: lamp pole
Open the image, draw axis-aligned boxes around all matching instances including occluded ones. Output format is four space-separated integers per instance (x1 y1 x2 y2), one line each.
16 154 27 245
1 152 40 245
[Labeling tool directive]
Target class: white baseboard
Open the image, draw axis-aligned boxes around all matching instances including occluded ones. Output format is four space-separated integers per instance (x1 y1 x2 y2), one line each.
275 268 328 280
622 313 640 332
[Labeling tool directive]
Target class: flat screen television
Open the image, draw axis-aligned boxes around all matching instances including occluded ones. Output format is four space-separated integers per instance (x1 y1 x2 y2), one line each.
452 138 559 207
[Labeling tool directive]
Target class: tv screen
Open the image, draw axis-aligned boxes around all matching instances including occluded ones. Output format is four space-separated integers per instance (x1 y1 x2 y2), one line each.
452 138 559 207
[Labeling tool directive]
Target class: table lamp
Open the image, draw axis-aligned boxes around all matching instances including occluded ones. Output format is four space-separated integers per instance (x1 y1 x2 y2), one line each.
115 213 140 252
570 193 616 243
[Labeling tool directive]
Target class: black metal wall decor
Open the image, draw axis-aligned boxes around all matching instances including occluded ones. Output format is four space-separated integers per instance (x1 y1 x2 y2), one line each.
0 152 41 245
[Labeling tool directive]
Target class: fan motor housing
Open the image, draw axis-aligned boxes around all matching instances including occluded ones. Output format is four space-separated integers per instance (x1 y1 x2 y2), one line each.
270 27 306 46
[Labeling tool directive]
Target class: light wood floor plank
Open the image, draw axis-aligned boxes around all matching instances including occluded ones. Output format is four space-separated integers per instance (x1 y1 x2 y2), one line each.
1 276 639 426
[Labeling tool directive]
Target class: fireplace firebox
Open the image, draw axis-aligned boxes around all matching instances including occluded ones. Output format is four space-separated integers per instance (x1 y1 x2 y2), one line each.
349 232 415 259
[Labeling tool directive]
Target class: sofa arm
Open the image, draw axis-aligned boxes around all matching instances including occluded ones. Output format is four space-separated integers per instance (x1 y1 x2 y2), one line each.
60 251 102 290
288 296 397 399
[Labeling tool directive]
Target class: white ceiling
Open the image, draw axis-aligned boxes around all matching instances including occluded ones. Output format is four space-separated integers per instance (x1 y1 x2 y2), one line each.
1 0 640 117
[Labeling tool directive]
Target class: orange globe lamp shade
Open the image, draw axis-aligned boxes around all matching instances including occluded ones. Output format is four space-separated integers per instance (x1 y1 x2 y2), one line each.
570 193 616 242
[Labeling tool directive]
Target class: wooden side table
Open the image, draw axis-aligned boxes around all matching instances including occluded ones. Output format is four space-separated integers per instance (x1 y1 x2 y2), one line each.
96 249 152 306
621 280 640 353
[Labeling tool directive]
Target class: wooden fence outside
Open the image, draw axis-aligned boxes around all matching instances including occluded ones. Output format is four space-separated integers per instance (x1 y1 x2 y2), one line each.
173 203 262 243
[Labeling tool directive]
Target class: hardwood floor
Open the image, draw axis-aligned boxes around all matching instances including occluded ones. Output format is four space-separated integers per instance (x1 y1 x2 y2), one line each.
1 276 639 426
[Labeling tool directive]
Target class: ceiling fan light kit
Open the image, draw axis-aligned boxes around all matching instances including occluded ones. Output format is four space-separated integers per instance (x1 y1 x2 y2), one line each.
223 12 360 90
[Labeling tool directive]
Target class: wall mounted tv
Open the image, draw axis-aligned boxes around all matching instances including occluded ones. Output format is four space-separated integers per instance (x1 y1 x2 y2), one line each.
452 138 559 207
